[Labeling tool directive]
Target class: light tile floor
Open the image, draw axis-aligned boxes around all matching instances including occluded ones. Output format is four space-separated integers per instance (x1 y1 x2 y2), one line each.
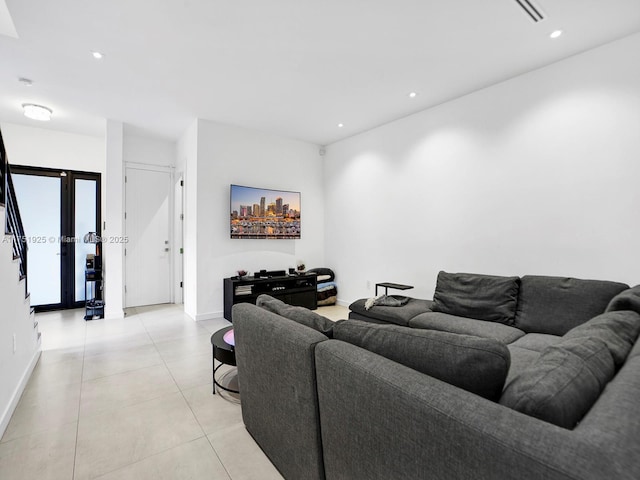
0 303 350 480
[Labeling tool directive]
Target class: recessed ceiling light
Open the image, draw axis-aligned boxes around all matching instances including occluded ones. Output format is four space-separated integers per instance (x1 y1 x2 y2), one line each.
408 92 418 98
338 123 344 128
22 103 52 121
550 30 563 39
18 77 33 86
91 51 104 59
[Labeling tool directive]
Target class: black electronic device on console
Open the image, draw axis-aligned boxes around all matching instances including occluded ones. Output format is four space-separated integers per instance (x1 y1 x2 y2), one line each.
254 269 287 278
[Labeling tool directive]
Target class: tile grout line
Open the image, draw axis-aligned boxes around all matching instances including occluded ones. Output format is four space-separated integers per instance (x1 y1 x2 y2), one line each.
7 307 246 479
123 309 234 479
72 313 88 480
76 316 177 421
204 433 234 480
73 309 159 478
2 311 86 446
80 352 167 384
90 436 212 480
77 316 211 422
74 309 175 478
36 307 232 479
139 311 235 480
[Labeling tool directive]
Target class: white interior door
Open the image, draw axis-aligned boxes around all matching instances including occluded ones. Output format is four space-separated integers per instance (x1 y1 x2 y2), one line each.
125 167 172 307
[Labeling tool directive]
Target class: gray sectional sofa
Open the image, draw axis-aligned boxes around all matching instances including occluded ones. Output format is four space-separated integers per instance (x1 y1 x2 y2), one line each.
233 272 640 480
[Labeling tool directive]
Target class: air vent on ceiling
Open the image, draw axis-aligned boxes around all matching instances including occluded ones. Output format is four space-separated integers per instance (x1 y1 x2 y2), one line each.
514 0 545 23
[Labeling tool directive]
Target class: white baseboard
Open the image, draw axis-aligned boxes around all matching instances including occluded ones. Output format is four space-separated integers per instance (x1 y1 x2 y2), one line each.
0 349 41 439
193 311 224 322
336 298 351 307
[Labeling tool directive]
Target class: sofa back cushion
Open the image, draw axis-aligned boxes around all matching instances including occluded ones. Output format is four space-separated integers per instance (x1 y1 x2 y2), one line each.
334 320 510 400
563 310 640 366
514 276 629 336
256 294 336 337
500 337 615 429
431 271 520 325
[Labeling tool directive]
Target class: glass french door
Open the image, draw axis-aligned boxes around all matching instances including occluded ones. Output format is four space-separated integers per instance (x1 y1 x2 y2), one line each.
11 166 101 311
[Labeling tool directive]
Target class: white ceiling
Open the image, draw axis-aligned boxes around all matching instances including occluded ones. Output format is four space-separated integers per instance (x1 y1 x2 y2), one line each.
1 0 639 145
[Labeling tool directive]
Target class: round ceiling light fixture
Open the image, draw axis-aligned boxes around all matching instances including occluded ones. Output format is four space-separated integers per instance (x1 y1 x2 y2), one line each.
337 123 344 128
550 30 563 39
91 51 104 59
22 103 53 121
408 92 418 98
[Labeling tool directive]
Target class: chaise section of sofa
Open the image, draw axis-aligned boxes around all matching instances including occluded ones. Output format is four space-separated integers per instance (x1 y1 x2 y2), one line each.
349 298 433 326
349 272 630 344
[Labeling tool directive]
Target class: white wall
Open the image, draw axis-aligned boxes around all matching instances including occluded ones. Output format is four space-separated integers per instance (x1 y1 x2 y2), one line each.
184 120 324 320
324 33 640 305
0 207 40 437
104 120 125 318
0 122 105 173
123 132 176 168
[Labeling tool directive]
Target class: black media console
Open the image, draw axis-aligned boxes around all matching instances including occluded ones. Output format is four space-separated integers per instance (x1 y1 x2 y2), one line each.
223 273 317 321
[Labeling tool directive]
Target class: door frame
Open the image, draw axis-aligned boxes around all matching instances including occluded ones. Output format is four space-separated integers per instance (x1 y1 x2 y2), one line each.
124 162 175 307
11 165 102 311
174 172 184 305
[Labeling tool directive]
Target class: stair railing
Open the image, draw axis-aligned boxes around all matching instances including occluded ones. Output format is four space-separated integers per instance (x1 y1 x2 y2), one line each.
0 128 5 206
1 129 28 295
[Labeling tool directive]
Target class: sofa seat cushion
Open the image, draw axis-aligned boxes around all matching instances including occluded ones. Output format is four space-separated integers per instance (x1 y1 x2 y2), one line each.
431 271 520 325
256 294 336 337
348 298 433 326
509 333 562 353
514 276 629 336
409 312 525 344
334 320 510 400
500 337 616 429
563 310 640 366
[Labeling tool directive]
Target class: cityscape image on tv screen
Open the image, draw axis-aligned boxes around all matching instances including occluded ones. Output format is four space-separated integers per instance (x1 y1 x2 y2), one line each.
230 184 301 239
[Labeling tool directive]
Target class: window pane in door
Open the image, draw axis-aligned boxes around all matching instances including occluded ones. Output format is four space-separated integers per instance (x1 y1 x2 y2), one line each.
11 174 62 306
75 179 97 302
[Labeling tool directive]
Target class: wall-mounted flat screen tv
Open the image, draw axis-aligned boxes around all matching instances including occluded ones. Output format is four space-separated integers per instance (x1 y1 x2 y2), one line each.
230 184 301 239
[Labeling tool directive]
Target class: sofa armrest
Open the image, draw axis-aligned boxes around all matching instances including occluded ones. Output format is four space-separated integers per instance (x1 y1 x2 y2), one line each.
315 340 623 480
233 303 328 480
